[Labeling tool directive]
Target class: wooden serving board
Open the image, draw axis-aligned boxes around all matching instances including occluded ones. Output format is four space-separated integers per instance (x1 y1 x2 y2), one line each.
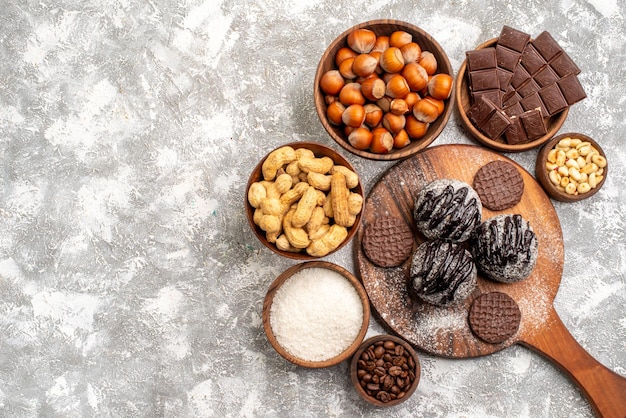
355 144 626 417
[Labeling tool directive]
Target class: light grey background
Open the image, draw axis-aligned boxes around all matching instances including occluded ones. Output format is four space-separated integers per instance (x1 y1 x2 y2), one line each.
1 0 624 417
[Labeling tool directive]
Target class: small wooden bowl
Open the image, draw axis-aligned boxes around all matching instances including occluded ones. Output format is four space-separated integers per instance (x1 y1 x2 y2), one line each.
262 261 370 368
314 19 454 161
455 38 568 152
350 334 421 407
535 132 608 202
245 142 363 259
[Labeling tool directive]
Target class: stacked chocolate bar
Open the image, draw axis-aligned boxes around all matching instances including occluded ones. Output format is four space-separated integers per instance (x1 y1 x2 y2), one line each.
466 26 586 145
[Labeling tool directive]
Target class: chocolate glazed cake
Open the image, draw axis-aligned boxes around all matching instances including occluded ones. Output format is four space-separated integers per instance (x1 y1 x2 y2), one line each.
413 179 482 243
408 240 477 306
471 214 538 283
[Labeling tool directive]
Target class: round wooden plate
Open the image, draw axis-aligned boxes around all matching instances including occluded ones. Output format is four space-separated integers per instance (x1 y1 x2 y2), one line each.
355 144 626 417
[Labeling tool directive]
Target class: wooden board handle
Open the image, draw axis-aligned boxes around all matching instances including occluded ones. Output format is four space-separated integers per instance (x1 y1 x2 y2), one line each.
521 306 626 418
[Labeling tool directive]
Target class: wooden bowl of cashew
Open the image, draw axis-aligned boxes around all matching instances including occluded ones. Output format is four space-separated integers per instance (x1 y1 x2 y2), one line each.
245 142 364 259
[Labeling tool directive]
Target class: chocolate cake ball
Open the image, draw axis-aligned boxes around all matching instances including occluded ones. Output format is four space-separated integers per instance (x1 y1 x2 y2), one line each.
413 179 482 243
408 240 477 307
471 214 538 283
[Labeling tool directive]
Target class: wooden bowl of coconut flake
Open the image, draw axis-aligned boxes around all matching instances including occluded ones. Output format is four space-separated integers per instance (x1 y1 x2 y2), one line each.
262 261 370 368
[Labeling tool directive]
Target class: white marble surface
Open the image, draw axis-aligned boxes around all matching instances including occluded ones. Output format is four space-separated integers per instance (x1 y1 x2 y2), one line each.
1 0 625 416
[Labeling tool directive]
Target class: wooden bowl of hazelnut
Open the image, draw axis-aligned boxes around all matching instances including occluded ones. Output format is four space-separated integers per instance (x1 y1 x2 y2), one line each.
350 334 421 406
535 133 607 202
245 142 363 259
456 38 569 152
263 261 370 368
314 19 454 161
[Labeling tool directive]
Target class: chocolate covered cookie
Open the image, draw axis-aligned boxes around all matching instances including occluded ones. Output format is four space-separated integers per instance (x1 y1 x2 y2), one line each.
469 292 521 344
408 240 477 307
413 179 482 243
471 214 538 283
473 160 524 211
362 216 414 268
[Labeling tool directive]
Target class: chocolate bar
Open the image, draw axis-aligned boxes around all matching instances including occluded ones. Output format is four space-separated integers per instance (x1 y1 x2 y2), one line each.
519 109 547 140
481 109 512 139
520 44 547 75
467 95 496 127
520 92 549 118
464 26 587 145
532 31 563 62
472 89 502 108
557 74 587 105
497 68 513 90
466 48 497 72
467 96 511 140
550 51 581 77
504 117 528 145
504 109 546 145
503 102 524 118
502 90 522 108
538 83 568 116
498 25 531 53
505 29 584 109
470 68 500 91
517 79 541 98
533 65 560 88
510 65 531 89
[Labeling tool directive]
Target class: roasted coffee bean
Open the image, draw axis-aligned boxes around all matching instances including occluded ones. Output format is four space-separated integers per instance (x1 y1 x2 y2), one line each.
383 353 393 362
383 341 395 350
394 345 404 356
376 391 392 403
392 355 406 367
374 346 386 358
362 373 372 383
382 375 394 391
366 383 380 391
365 361 376 371
408 356 415 369
388 366 402 376
373 366 386 377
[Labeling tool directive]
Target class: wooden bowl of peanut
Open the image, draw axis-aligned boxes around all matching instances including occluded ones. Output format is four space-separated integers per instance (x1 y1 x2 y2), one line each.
246 142 363 259
314 19 454 161
535 133 608 202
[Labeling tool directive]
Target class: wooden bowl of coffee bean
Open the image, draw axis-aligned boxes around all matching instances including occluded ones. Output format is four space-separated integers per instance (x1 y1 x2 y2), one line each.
350 334 421 406
535 132 608 202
